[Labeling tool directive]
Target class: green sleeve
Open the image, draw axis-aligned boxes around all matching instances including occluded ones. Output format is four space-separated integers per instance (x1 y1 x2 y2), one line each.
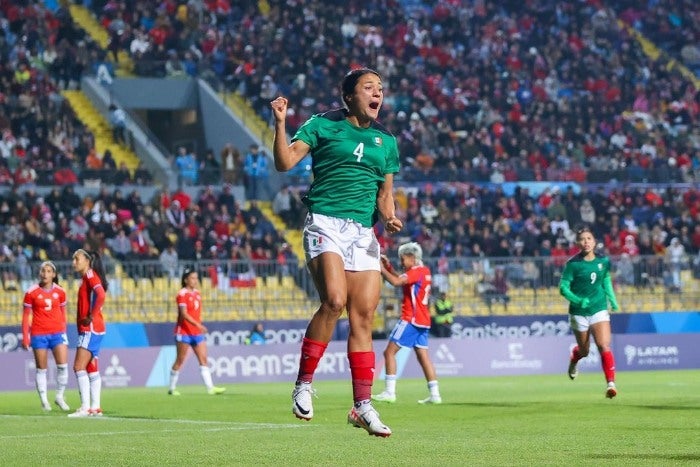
559 264 584 305
603 274 619 311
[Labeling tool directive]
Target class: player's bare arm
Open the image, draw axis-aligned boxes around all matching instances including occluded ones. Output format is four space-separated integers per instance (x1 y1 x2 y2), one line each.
377 173 402 233
270 96 310 171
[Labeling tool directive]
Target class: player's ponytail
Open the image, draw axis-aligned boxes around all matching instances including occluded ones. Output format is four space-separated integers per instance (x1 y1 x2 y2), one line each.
74 249 110 292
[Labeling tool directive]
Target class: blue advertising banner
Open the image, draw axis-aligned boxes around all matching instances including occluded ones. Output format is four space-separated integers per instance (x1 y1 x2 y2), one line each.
1 312 699 352
0 333 697 392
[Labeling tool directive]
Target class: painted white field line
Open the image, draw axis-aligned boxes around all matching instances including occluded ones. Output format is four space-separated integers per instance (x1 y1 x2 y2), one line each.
0 414 304 440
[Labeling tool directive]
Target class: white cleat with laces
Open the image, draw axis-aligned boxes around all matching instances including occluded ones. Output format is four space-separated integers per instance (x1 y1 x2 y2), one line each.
347 404 392 437
292 382 316 421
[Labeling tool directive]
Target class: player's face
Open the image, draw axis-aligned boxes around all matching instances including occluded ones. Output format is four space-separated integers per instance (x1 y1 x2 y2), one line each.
39 265 55 287
400 254 415 270
72 253 90 274
185 272 199 288
577 231 596 255
349 73 383 122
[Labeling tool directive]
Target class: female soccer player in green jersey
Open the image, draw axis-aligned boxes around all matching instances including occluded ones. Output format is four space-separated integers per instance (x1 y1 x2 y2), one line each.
271 68 402 437
559 226 620 398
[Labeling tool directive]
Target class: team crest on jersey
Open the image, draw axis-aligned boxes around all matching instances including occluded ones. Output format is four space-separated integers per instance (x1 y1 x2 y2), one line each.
53 292 59 299
598 263 603 270
374 137 383 146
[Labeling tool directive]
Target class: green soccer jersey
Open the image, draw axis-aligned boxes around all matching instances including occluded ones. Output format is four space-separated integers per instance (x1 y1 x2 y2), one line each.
292 109 400 227
559 253 619 316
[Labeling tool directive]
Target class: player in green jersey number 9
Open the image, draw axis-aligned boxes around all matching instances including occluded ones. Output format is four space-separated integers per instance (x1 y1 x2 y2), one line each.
559 225 620 399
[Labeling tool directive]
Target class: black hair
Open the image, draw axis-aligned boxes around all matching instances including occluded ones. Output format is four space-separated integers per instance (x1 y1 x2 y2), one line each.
340 68 381 107
74 249 110 292
181 266 197 287
575 224 595 240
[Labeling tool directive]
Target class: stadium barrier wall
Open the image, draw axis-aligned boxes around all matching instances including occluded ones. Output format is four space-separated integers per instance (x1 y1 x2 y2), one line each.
1 312 699 352
0 333 697 392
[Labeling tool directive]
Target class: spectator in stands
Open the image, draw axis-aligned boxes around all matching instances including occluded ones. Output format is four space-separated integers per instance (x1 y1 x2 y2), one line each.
270 69 402 437
373 242 442 405
108 104 127 146
243 144 270 200
220 143 242 185
272 185 295 228
245 322 267 345
174 146 198 185
480 267 510 312
198 148 220 185
665 237 687 292
561 226 620 399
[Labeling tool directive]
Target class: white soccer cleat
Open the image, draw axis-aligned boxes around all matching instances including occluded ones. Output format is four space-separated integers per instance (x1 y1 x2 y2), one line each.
292 382 315 421
54 398 70 411
568 359 578 380
605 382 617 399
418 395 442 404
67 407 91 418
371 391 396 403
207 386 226 395
347 405 392 437
41 400 52 412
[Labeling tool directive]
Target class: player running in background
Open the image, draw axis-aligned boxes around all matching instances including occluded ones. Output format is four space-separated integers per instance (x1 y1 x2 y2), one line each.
270 68 402 437
559 225 620 398
168 267 225 396
22 261 70 412
373 242 442 405
68 249 109 417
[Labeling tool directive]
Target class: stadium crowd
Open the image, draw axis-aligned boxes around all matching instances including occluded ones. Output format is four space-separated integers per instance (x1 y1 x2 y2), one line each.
1 1 699 293
83 0 699 184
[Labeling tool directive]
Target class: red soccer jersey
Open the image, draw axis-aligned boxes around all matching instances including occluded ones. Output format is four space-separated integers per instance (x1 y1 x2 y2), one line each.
175 288 202 336
23 284 67 339
76 269 106 334
400 265 432 328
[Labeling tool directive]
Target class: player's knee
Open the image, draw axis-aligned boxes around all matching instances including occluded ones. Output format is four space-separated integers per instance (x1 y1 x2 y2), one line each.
319 296 346 316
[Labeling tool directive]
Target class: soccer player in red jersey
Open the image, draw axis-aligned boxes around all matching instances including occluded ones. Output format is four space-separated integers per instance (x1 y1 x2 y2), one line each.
22 261 71 412
68 249 109 417
167 267 225 396
372 242 442 404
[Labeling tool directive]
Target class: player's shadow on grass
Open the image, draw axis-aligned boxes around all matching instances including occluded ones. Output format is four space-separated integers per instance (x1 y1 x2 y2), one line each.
591 454 700 462
630 404 700 411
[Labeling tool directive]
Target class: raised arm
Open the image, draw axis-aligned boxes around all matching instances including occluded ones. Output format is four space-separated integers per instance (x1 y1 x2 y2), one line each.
270 96 310 172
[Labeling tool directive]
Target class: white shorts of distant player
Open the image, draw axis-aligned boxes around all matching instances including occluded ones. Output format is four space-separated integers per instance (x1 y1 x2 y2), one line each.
569 310 611 332
303 212 380 271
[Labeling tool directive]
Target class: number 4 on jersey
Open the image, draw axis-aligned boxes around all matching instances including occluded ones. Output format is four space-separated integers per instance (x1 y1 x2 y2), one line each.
353 142 364 162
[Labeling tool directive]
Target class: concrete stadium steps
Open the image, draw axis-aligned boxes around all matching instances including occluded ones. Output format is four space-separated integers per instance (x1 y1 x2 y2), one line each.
219 92 272 145
68 3 134 77
255 201 305 262
61 90 140 171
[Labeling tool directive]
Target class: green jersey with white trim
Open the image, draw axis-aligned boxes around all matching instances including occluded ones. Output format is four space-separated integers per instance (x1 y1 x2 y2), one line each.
560 254 613 316
292 109 400 227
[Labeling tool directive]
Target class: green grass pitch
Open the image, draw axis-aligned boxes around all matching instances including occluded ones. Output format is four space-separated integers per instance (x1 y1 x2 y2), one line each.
1 370 698 466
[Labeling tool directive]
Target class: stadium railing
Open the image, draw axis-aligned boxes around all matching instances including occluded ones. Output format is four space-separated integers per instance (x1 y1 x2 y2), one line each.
0 255 698 327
